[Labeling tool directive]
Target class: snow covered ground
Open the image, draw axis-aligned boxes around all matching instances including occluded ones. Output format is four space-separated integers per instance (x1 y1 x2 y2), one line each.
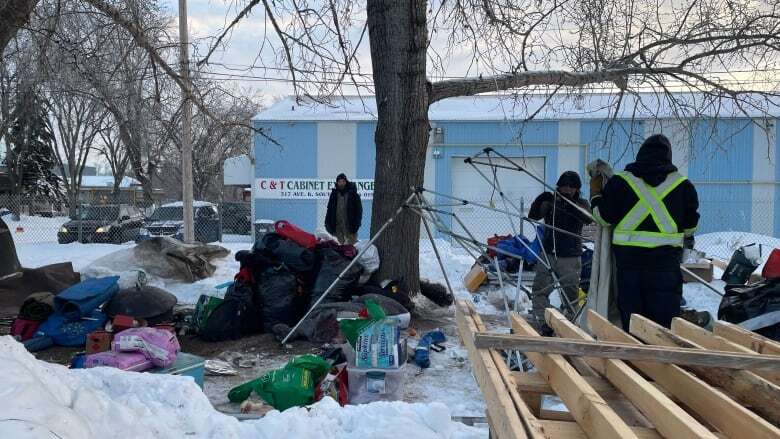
0 337 485 439
8 230 769 437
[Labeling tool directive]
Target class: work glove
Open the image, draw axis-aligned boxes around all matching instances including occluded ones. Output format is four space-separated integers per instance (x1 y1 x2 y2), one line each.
590 175 605 197
684 235 695 250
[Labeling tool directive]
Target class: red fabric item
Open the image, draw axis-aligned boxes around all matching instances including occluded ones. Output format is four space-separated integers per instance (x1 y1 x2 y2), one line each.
762 248 780 279
11 318 41 341
274 220 317 249
487 234 512 258
234 267 254 285
358 308 369 319
315 365 349 406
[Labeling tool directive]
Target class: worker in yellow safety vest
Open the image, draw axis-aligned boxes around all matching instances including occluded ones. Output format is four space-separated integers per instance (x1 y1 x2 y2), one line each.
590 134 700 330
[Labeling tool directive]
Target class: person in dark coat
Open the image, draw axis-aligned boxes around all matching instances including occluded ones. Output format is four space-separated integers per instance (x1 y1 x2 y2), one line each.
325 173 363 244
591 134 699 330
528 171 592 331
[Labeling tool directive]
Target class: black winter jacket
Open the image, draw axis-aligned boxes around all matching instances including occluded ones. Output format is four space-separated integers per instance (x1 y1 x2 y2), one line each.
592 138 700 270
325 182 363 234
529 191 592 257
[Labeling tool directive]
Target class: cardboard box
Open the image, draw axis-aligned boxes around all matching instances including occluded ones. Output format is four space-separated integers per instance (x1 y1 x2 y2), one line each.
681 261 714 283
463 264 487 293
86 330 112 354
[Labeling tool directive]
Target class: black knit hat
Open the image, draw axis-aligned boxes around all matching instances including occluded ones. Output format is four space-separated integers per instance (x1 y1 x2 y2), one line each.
636 134 673 164
336 173 348 182
556 171 582 189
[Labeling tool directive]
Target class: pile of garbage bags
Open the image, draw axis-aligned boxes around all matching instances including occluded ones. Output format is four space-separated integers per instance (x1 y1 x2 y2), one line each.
196 221 407 343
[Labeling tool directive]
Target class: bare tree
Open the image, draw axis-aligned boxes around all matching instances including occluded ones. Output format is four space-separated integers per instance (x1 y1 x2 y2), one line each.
158 82 261 201
48 88 106 215
201 0 780 295
96 121 130 197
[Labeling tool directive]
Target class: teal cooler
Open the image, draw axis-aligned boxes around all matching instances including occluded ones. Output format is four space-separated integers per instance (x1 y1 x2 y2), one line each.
150 352 205 388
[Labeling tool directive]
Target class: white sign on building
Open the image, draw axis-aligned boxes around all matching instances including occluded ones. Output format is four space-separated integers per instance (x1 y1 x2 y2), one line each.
255 178 374 199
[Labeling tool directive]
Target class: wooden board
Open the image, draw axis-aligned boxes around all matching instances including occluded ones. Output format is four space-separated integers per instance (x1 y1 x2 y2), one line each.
714 320 780 355
587 310 780 438
511 313 640 439
473 333 780 372
513 372 621 399
671 318 780 385
629 314 780 426
534 420 661 439
545 309 717 439
455 301 541 439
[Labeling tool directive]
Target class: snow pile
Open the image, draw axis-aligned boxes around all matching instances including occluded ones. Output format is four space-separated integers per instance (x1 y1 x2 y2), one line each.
0 336 485 439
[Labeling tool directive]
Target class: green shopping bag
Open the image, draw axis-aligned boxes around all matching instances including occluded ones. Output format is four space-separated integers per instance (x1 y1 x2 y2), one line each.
228 354 330 411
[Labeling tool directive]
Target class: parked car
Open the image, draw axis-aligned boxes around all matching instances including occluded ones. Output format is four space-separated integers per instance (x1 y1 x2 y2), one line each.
136 201 221 243
220 202 251 235
58 204 144 244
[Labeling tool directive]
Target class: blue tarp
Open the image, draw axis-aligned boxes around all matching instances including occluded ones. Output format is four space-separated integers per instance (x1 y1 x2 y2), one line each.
495 227 544 264
54 276 119 320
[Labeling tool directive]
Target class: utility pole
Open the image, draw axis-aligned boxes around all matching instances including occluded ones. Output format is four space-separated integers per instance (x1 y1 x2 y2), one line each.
178 0 194 242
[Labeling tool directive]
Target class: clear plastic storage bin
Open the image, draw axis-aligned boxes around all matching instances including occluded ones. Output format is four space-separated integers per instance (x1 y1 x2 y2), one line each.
347 364 406 404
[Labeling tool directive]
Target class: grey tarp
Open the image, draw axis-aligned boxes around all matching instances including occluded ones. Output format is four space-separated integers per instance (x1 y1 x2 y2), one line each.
580 159 621 328
580 225 621 328
83 237 230 283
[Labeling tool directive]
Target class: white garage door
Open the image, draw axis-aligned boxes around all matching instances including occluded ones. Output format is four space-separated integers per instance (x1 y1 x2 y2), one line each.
450 156 545 244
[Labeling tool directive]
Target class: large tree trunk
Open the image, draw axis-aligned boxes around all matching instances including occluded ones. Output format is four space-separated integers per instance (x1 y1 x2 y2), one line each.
0 0 38 54
367 0 429 296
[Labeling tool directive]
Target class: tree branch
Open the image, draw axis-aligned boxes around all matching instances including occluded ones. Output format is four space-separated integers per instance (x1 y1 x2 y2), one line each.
429 67 681 103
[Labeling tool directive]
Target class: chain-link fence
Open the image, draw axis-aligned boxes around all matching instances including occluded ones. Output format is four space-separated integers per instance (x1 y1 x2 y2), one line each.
0 191 254 248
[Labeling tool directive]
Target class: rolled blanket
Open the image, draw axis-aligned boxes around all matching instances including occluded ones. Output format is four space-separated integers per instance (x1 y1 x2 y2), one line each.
19 292 55 321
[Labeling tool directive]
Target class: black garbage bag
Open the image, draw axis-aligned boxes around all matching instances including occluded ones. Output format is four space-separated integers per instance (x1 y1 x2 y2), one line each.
200 280 260 341
722 245 760 285
256 267 303 333
718 280 780 340
311 249 362 305
252 233 316 273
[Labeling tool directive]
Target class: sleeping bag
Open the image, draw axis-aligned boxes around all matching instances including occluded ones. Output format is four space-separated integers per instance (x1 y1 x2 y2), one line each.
35 309 108 346
55 276 120 320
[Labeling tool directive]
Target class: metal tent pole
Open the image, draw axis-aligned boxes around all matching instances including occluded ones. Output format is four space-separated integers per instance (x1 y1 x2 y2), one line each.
280 192 417 345
416 193 455 297
417 187 593 243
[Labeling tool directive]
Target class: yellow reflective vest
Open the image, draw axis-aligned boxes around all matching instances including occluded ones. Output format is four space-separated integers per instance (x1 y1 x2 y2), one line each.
597 171 689 248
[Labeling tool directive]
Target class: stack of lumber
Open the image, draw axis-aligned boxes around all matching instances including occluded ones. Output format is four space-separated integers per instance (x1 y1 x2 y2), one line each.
456 300 780 439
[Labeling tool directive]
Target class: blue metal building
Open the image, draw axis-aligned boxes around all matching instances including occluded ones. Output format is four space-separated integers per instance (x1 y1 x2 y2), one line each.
251 95 780 241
